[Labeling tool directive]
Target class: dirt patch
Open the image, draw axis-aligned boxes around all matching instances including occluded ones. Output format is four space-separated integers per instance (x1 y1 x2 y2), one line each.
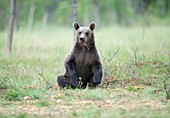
0 96 167 117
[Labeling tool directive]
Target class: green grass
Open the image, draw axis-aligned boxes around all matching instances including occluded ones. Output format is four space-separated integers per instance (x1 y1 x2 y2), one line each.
71 105 170 118
0 26 170 117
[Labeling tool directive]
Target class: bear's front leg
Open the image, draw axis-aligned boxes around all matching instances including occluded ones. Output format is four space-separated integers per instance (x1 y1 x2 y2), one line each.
65 59 79 88
92 61 103 86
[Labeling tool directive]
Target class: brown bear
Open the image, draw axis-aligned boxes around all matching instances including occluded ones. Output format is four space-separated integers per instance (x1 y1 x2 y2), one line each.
57 22 102 89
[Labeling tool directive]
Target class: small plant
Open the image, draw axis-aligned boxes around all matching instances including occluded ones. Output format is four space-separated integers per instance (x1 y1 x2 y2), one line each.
0 76 12 89
6 88 22 101
163 81 170 99
38 72 54 90
84 89 103 100
36 100 50 107
4 87 44 101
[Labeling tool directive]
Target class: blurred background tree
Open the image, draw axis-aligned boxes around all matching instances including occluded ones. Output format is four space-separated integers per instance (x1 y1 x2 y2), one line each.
0 0 170 31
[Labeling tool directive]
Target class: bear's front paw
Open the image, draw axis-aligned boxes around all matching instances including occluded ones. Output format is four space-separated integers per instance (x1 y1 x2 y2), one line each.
70 73 79 87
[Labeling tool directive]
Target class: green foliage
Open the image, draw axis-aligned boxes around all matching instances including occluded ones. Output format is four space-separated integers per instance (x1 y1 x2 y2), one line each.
71 109 101 118
36 100 50 107
70 106 170 118
5 88 22 101
3 88 44 101
0 114 38 118
1 0 170 30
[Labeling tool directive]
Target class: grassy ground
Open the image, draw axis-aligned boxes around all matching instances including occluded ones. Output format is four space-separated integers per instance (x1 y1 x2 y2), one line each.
0 26 170 118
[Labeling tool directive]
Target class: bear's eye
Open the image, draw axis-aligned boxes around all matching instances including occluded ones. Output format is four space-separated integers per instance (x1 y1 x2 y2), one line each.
86 32 89 36
79 32 82 35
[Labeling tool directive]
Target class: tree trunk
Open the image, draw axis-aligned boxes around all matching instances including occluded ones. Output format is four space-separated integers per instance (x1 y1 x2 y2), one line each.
0 10 5 31
7 0 16 53
160 0 166 16
42 11 48 27
92 0 100 25
27 4 35 31
15 1 22 31
72 0 77 44
83 5 89 26
108 2 114 25
72 0 77 22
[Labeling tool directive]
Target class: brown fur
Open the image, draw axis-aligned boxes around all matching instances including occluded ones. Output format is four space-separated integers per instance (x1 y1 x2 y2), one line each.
57 22 102 89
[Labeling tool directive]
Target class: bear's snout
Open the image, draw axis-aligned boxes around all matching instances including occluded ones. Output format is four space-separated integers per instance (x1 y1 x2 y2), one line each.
79 37 85 42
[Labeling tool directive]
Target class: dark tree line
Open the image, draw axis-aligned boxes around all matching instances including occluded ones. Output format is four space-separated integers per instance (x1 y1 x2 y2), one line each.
1 0 170 31
1 0 170 53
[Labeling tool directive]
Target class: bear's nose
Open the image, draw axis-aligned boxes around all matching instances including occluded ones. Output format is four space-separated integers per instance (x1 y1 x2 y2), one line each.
79 37 85 42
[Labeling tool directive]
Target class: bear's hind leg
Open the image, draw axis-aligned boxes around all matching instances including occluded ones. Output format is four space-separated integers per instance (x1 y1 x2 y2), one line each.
57 75 79 89
88 82 100 88
88 78 100 89
57 75 69 89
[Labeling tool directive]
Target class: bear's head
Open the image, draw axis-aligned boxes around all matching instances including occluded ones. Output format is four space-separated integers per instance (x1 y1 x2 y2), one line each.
73 22 96 49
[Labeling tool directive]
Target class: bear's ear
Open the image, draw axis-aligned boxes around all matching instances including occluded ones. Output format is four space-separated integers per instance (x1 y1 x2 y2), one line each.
73 22 80 30
89 22 96 31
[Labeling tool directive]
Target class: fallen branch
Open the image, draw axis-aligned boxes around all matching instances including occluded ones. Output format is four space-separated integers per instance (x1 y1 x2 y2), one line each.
163 81 170 99
38 72 53 89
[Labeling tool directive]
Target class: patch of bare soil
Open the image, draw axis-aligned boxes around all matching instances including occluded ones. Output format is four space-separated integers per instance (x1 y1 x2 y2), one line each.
0 90 167 117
